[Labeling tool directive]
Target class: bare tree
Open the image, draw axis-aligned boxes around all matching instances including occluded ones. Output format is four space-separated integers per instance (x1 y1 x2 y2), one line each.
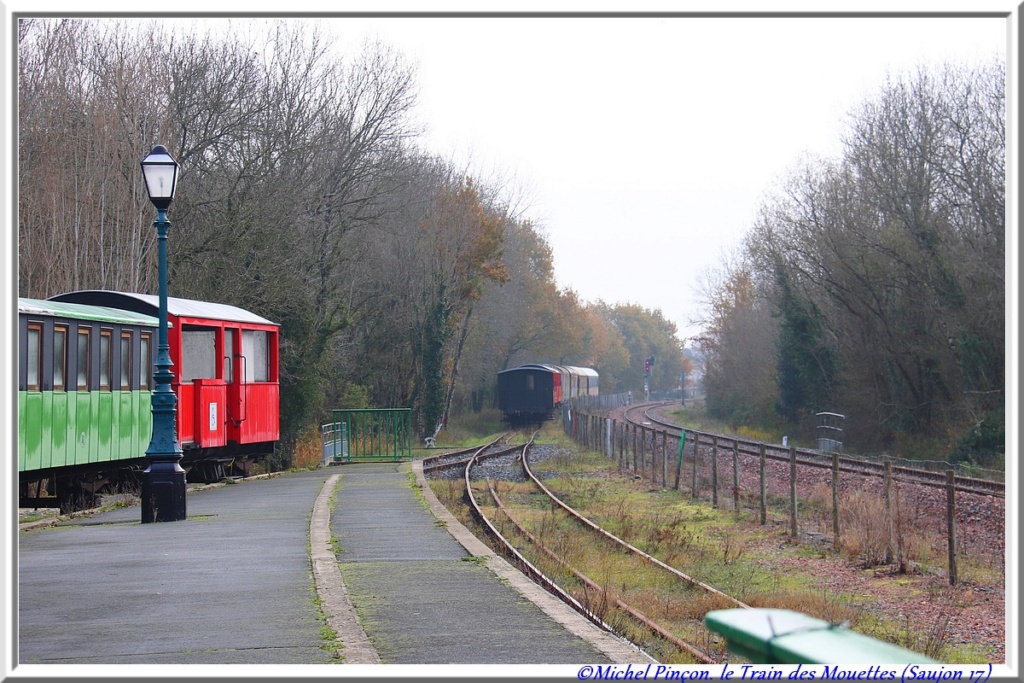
19 19 173 297
743 59 1004 455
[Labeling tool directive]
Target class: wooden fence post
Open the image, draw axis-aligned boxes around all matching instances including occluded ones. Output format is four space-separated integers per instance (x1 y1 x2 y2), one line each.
617 421 624 470
608 418 614 460
789 446 798 538
674 430 684 491
622 422 628 471
759 443 767 525
607 418 613 462
663 436 671 483
638 426 644 480
638 428 647 481
733 441 740 511
692 433 699 500
947 470 958 585
613 420 619 465
884 460 893 564
663 430 671 489
832 452 840 549
626 428 634 475
711 436 719 508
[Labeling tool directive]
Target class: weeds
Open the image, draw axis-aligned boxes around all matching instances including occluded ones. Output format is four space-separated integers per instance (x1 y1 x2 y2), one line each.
838 485 938 573
293 425 324 469
719 532 746 565
426 423 998 663
311 593 344 662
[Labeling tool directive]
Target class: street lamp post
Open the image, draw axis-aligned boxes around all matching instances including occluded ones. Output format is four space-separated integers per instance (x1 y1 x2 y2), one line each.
140 145 186 523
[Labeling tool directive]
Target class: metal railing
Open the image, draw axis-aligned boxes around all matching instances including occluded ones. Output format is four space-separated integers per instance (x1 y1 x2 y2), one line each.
320 421 349 466
322 408 412 463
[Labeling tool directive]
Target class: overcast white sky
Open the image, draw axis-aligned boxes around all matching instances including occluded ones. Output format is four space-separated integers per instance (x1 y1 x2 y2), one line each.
318 13 1010 342
3 6 1014 343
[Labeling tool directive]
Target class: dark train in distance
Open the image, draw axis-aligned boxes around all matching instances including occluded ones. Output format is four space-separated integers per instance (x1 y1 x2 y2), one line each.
18 290 280 510
497 364 598 426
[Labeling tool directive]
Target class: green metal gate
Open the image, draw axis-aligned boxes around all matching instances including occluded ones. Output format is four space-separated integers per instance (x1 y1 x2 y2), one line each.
329 409 412 462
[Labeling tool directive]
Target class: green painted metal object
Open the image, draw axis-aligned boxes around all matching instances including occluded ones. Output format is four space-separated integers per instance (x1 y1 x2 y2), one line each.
19 390 153 472
705 608 938 664
330 409 412 462
20 297 160 327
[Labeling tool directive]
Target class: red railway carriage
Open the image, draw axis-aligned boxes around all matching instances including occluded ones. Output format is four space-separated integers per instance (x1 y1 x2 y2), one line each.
49 291 279 478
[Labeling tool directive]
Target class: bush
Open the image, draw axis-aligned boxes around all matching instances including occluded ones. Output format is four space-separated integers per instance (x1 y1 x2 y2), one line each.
948 412 1004 468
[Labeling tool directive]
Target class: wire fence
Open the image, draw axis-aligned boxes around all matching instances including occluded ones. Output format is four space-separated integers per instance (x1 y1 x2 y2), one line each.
562 408 1004 586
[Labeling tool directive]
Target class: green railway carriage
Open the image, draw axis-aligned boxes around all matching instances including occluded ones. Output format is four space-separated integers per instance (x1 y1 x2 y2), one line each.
18 298 159 509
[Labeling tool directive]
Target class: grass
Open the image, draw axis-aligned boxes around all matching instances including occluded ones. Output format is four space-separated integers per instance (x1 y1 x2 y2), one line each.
436 410 506 443
311 593 344 662
528 450 809 604
428 419 1000 664
664 404 790 448
18 510 58 524
485 480 741 663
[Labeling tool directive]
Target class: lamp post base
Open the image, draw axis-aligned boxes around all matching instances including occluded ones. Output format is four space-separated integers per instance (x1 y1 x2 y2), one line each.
141 460 187 523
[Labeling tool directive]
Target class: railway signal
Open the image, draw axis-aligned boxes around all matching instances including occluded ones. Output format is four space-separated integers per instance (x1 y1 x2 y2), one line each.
644 356 654 401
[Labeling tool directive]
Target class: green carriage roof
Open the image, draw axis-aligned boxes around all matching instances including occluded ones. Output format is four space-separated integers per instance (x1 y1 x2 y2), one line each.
19 297 162 327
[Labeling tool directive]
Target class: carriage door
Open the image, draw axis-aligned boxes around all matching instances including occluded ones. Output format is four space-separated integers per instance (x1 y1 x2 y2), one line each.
182 325 227 448
225 328 245 443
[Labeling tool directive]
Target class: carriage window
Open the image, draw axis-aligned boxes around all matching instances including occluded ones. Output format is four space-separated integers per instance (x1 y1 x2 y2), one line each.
525 374 534 391
26 322 42 391
99 329 112 391
77 328 91 390
140 333 151 390
120 331 132 390
242 330 269 382
181 329 216 382
53 325 67 391
223 329 234 384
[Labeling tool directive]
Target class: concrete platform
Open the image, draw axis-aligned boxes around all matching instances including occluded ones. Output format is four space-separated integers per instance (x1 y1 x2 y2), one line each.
16 462 647 671
332 461 643 664
18 470 335 665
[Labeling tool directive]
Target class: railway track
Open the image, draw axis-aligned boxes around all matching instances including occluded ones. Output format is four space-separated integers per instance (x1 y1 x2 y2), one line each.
622 403 1004 498
420 433 515 478
423 425 1005 663
428 436 751 664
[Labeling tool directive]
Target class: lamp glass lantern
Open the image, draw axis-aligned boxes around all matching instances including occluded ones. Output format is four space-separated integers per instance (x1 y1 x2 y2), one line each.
141 145 179 210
